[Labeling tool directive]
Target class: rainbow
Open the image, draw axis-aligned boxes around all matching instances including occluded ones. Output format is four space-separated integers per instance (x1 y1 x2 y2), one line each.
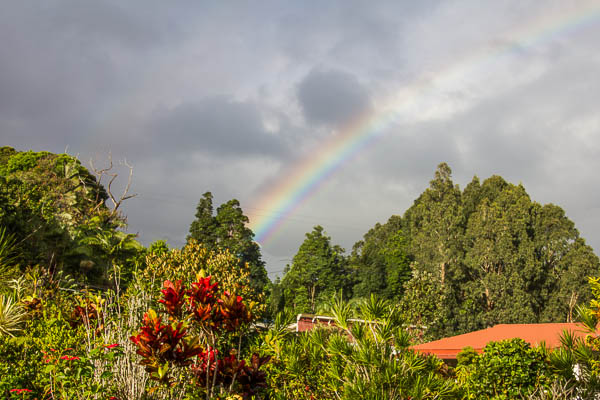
248 2 600 244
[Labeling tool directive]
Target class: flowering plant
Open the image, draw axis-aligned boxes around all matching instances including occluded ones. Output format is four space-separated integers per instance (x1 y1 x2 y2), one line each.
9 388 32 399
42 343 123 399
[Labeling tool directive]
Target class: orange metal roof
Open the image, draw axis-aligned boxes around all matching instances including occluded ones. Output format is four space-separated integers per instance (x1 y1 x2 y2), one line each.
412 323 590 360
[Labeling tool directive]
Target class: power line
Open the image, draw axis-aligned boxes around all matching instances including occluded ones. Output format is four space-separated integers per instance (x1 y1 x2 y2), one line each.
135 192 368 232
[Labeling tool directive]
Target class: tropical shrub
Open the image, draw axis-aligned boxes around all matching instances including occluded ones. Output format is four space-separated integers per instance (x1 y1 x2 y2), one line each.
0 227 19 288
130 276 269 398
0 307 88 397
548 276 600 398
141 240 264 316
0 295 26 337
0 278 125 399
258 294 459 399
457 338 553 399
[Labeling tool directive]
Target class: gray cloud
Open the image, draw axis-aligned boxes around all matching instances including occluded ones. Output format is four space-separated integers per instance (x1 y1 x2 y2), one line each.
297 68 371 126
146 97 287 158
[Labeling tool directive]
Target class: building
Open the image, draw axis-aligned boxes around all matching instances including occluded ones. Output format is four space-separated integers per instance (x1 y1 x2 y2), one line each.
412 323 590 364
296 314 347 332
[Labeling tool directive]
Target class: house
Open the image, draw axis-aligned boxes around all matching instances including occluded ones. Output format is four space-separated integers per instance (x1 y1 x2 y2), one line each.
295 313 427 335
296 314 342 332
411 323 590 364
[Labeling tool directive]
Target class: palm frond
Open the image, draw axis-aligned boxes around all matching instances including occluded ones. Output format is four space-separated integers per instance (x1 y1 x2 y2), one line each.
0 227 19 287
326 291 354 331
0 294 26 337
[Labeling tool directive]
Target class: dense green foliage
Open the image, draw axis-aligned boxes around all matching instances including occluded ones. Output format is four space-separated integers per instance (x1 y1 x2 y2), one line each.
545 276 600 398
256 296 458 399
349 215 412 301
3 147 600 398
273 163 599 340
457 338 552 399
404 164 599 338
277 226 349 314
0 146 141 285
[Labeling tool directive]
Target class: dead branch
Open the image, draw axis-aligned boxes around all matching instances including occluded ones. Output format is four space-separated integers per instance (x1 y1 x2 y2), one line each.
90 153 137 220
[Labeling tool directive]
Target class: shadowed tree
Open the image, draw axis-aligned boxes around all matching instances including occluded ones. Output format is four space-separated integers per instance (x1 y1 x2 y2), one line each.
188 192 268 293
350 215 412 301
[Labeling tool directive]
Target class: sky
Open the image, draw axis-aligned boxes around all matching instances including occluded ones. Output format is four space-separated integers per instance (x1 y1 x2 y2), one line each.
2 1 600 279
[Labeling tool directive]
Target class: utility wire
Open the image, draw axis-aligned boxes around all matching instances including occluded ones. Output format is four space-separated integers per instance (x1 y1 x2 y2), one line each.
135 192 368 231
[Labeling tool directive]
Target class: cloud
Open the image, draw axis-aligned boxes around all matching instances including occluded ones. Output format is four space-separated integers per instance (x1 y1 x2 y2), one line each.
297 68 372 126
146 97 288 158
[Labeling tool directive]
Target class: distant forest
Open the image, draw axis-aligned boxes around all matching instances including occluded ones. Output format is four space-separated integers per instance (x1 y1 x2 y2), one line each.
271 163 599 340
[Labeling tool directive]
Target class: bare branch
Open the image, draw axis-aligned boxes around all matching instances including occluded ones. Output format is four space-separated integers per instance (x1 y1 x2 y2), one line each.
89 153 137 221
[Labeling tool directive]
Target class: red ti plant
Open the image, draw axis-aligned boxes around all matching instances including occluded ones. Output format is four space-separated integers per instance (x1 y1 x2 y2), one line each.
130 309 202 386
159 280 187 319
189 277 219 305
191 351 270 400
131 276 268 397
236 353 271 398
188 277 220 328
217 291 253 332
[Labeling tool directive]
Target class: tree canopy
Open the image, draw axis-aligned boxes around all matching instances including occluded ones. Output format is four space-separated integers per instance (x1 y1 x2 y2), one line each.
402 164 599 337
279 226 348 314
273 163 599 340
0 146 140 284
349 215 412 301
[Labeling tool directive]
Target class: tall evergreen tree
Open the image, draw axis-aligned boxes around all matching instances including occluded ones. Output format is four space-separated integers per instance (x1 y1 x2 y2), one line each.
188 192 269 293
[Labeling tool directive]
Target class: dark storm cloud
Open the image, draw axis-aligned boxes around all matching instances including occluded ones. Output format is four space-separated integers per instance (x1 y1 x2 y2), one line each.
0 1 163 151
147 97 287 158
297 68 371 126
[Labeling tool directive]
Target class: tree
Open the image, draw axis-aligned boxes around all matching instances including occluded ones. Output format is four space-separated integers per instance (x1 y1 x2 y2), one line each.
460 181 539 329
541 237 599 322
188 192 268 293
401 163 465 336
0 147 140 284
458 176 599 331
280 226 348 313
349 215 412 301
404 163 464 287
396 165 599 338
398 269 447 341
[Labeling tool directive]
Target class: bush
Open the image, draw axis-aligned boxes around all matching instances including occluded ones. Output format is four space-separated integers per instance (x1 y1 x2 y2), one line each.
0 309 87 397
457 338 553 399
